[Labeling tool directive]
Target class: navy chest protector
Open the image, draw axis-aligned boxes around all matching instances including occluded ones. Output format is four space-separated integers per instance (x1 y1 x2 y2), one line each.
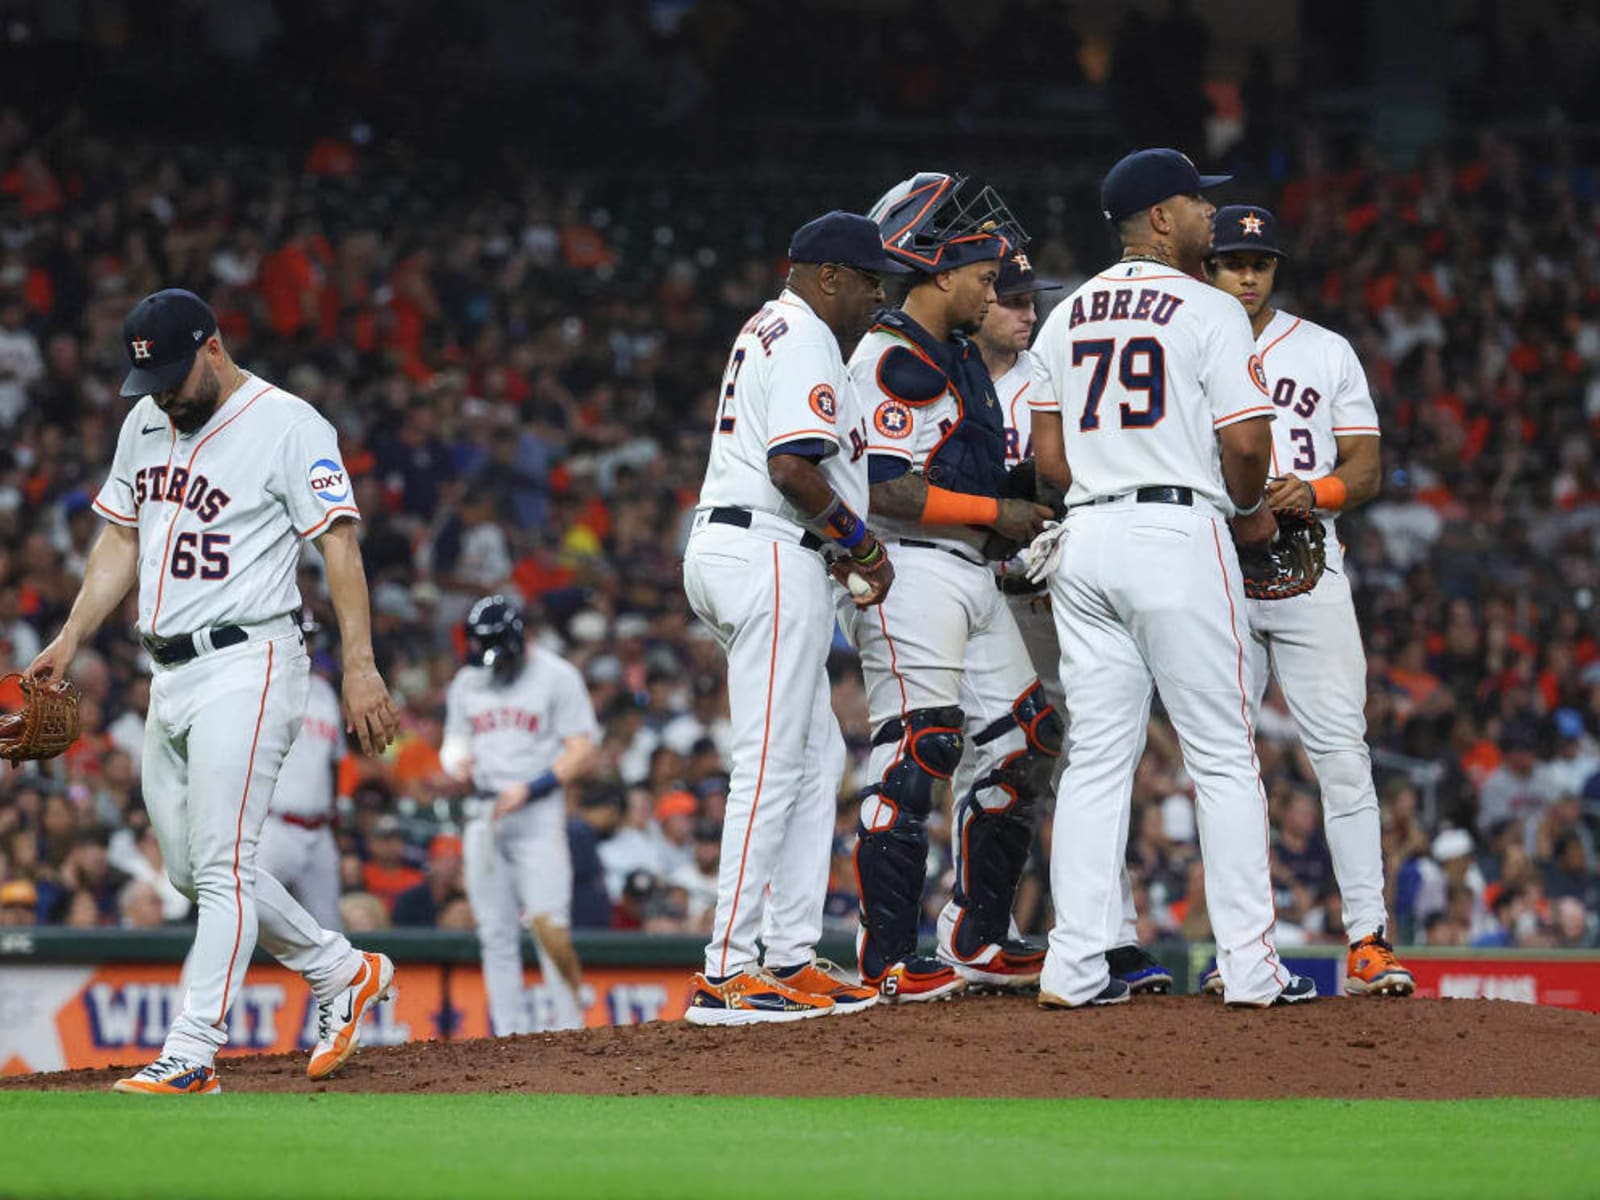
873 309 1009 499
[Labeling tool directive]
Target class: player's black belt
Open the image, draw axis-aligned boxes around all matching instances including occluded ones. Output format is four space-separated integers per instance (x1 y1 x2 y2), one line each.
707 506 824 552
1068 485 1194 510
898 538 985 566
141 624 249 666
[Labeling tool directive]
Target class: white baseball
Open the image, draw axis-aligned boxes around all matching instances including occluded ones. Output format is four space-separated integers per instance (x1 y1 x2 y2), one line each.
847 572 872 598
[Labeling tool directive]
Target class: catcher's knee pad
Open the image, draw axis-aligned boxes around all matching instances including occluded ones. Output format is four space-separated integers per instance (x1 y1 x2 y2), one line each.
950 758 1037 951
1012 682 1063 758
861 706 964 831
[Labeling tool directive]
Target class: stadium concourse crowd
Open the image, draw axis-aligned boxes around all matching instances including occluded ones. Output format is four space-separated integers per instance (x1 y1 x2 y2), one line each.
0 112 1598 961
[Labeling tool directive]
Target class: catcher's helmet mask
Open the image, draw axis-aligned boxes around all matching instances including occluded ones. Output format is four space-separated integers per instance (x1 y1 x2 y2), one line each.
465 594 527 685
869 173 1027 274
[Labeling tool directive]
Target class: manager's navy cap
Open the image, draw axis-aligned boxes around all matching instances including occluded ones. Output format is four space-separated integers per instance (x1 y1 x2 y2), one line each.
995 244 1063 297
120 288 218 398
789 211 914 275
1101 148 1232 223
1211 205 1284 257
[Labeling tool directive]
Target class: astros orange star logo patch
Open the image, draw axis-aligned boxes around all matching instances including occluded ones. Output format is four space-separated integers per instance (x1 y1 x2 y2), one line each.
1240 213 1265 237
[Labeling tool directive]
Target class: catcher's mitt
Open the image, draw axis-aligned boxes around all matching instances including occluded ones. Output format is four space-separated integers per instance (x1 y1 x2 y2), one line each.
0 674 81 762
830 534 895 606
1239 507 1327 600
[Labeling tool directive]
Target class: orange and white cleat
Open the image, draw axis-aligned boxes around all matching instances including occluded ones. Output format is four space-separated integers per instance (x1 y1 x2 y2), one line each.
683 968 836 1026
1346 932 1415 997
308 951 396 1081
768 958 880 1014
113 1055 222 1096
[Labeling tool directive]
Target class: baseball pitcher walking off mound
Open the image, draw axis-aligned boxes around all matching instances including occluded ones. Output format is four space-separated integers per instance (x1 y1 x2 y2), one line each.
30 288 402 1094
1028 151 1317 1008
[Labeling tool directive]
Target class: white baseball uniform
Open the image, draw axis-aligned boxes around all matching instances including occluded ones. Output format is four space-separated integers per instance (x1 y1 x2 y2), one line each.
258 672 345 930
1032 260 1290 1006
684 288 864 980
444 646 600 1034
1246 308 1387 943
92 373 367 1066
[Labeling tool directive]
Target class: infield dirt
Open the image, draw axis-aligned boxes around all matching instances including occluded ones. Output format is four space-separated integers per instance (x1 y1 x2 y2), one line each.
7 995 1599 1099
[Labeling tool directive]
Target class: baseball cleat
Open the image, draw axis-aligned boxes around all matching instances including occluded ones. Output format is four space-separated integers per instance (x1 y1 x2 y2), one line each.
307 951 395 1081
870 956 967 1004
1345 932 1415 997
1226 973 1319 1008
684 968 836 1025
941 939 1046 990
1038 977 1132 1009
1105 944 1173 994
768 958 880 1014
113 1055 221 1096
1198 963 1224 996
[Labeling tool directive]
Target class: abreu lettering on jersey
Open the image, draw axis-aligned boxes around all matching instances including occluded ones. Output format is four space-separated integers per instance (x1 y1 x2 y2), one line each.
1066 286 1184 328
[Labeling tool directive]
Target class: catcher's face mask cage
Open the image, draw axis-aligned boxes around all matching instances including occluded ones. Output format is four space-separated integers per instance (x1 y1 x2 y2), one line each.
465 594 527 684
869 173 1029 274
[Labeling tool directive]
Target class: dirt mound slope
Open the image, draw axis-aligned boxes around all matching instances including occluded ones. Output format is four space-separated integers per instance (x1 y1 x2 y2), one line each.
10 996 1598 1099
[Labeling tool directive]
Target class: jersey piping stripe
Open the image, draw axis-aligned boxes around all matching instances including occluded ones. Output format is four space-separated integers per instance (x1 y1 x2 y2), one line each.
218 639 276 1027
865 444 916 460
1212 403 1275 426
765 428 839 446
1257 316 1302 362
299 504 362 540
148 382 275 635
717 542 780 978
92 497 137 524
1331 425 1380 434
1208 520 1286 992
1007 380 1030 448
1093 269 1192 282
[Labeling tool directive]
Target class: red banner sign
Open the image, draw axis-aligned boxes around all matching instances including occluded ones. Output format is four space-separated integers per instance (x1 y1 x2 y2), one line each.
1402 957 1600 1012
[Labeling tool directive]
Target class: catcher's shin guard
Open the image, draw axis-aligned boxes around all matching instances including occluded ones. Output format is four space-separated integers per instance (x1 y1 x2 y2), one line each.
855 706 964 981
949 684 1061 954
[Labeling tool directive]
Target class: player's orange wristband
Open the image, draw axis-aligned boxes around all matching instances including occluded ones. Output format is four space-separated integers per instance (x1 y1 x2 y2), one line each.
922 486 1000 527
1310 476 1348 511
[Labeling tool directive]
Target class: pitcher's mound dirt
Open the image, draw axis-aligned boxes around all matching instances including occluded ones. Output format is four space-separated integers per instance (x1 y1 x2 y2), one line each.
9 996 1599 1099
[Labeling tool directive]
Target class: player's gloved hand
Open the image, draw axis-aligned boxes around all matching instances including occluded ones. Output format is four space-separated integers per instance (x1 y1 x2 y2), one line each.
991 498 1053 544
342 661 401 757
1022 519 1067 584
831 532 895 608
1265 473 1316 512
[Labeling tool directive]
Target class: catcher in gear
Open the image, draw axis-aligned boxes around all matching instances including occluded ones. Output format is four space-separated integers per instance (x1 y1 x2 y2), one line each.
0 674 80 761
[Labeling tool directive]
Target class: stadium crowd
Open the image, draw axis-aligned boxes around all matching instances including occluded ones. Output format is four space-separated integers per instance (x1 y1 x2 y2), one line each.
0 94 1598 956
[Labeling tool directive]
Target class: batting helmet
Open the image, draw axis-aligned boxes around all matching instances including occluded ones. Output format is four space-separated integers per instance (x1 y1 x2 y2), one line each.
868 173 1025 274
465 594 527 685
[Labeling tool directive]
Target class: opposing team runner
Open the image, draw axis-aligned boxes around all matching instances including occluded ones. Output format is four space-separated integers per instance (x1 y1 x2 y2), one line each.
1202 204 1413 996
258 654 345 929
967 245 1175 996
1028 149 1315 1008
845 174 1058 1002
441 594 600 1034
682 211 898 1025
30 287 400 1094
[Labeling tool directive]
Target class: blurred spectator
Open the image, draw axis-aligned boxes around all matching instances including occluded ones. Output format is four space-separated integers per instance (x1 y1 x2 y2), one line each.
0 879 38 926
392 834 466 928
339 892 392 933
361 817 425 914
569 785 624 929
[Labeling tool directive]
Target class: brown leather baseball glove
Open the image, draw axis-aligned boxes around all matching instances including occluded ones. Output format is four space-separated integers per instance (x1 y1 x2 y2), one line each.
0 675 82 762
1239 507 1327 601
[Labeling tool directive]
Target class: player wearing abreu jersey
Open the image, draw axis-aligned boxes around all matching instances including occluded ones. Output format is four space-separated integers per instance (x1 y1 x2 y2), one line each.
30 288 402 1094
441 596 600 1034
258 663 346 929
683 212 900 1026
1204 205 1414 998
1030 150 1314 1009
844 174 1058 1003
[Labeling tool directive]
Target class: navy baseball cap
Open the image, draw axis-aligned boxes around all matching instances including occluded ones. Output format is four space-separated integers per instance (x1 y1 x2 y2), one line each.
789 211 913 275
120 288 218 398
995 244 1063 297
1101 148 1232 223
1211 205 1284 256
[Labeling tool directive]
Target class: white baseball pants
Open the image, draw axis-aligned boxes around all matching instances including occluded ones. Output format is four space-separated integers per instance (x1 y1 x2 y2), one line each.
1041 500 1286 1006
257 818 342 931
144 625 363 1066
1247 569 1387 942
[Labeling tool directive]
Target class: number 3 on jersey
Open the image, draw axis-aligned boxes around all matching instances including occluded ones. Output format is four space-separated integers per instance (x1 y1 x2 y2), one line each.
1073 337 1165 432
715 348 745 434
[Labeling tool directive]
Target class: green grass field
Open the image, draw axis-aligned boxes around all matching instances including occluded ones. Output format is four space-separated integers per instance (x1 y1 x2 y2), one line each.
2 1093 1597 1199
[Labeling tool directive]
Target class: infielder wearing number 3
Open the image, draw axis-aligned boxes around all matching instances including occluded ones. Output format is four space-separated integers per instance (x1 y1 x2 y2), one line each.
30 289 403 1094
